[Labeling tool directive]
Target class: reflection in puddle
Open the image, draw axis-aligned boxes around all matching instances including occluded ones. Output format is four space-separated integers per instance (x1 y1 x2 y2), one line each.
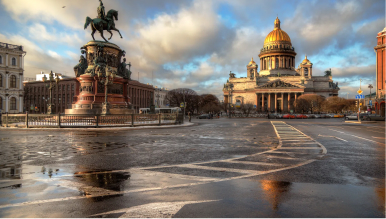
75 171 131 192
260 180 292 210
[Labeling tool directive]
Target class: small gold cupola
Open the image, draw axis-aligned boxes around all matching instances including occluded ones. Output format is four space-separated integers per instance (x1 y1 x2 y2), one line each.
274 16 280 30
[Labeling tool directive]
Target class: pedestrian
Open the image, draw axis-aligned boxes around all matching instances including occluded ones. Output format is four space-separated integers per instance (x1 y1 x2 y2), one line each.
343 113 346 121
188 112 191 122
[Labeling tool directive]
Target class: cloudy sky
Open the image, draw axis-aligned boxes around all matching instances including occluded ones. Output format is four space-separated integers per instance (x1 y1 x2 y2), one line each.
0 0 384 99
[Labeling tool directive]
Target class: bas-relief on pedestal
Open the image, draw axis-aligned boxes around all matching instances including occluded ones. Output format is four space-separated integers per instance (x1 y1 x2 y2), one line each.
65 41 133 115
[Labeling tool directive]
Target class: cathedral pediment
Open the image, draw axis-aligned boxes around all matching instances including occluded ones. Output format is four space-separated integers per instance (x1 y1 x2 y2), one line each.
258 80 303 89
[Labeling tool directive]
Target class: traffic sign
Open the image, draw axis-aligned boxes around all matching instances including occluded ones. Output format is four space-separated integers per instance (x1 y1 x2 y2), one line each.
355 95 365 99
180 102 184 108
357 89 363 94
369 100 372 106
253 105 257 108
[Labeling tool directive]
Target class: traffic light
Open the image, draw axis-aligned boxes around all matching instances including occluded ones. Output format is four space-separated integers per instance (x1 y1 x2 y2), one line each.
355 101 358 107
360 103 362 106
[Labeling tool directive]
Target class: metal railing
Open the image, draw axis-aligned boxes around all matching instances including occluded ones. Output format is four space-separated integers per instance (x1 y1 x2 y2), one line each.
1 113 181 128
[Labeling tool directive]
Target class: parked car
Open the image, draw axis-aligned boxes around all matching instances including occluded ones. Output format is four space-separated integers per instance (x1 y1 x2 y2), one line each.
362 114 385 121
314 114 321 118
307 114 316 119
268 113 280 119
345 114 358 120
282 114 296 119
295 114 307 119
334 114 344 118
320 114 327 118
197 114 210 119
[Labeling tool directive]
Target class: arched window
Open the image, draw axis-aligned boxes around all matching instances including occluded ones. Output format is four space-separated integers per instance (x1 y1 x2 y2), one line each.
10 97 16 110
304 67 308 76
12 57 16 66
0 56 2 64
10 75 17 88
250 69 254 78
0 74 2 87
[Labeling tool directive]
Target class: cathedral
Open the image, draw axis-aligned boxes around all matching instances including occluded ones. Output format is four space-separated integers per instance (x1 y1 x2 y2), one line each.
223 17 339 113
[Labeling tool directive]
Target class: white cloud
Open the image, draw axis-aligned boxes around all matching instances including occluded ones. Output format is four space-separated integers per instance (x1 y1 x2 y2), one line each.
1 0 95 29
28 23 83 45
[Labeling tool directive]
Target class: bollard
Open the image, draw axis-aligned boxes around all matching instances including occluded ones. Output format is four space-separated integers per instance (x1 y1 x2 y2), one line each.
96 115 99 128
58 113 61 128
25 112 29 128
131 114 134 127
6 113 8 127
159 113 161 126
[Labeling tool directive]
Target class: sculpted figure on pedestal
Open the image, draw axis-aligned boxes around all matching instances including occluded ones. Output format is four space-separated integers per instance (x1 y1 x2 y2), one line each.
118 58 132 80
74 55 88 77
84 0 123 42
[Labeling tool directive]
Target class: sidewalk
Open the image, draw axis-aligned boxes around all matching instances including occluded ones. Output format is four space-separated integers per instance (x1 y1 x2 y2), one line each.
0 122 196 131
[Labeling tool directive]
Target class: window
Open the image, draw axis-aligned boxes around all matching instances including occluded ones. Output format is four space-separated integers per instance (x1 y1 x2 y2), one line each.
304 67 308 76
0 74 2 87
10 97 16 110
10 75 16 88
12 57 16 66
275 58 279 69
0 56 2 64
0 97 2 110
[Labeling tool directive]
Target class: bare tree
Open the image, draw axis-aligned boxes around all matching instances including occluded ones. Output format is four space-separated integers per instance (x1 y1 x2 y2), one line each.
322 96 347 113
240 102 254 117
294 98 310 113
165 88 199 114
199 94 221 113
298 94 325 113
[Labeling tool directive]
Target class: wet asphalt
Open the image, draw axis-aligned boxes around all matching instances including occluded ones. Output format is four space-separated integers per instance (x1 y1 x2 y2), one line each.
0 117 384 217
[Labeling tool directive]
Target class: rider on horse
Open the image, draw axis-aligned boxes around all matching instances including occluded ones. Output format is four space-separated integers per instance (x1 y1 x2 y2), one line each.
97 0 112 31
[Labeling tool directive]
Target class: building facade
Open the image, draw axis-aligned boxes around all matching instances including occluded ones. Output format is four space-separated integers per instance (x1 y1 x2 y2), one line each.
127 80 154 113
374 27 385 117
24 76 155 114
223 17 339 113
24 77 77 114
154 86 169 108
0 42 26 113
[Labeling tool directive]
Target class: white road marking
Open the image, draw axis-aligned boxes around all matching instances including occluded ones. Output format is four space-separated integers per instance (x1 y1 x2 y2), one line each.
318 134 348 142
90 200 220 218
0 121 327 210
225 160 283 166
372 136 386 139
329 129 385 144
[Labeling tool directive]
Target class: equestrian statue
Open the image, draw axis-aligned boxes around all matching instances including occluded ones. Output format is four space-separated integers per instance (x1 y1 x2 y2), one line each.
84 0 123 42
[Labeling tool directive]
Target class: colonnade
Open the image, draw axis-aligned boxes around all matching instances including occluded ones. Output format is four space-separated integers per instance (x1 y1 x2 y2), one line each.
256 92 302 113
260 55 295 71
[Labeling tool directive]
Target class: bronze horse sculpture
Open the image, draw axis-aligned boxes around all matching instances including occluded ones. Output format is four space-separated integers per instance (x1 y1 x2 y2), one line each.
84 9 123 42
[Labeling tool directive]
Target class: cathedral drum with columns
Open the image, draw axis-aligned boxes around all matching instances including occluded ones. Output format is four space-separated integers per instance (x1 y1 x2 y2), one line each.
223 17 339 113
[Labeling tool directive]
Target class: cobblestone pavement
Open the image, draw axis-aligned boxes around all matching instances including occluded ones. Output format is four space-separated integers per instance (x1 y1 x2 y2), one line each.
0 118 384 217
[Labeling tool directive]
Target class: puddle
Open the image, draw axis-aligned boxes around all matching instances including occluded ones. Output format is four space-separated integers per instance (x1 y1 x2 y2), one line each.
74 171 131 192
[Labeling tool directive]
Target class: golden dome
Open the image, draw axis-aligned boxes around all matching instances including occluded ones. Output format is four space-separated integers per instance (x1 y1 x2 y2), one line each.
248 57 257 65
302 55 310 63
264 17 291 45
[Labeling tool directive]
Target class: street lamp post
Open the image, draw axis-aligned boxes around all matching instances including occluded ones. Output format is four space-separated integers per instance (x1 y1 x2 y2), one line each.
155 89 160 108
94 65 116 115
42 71 60 115
368 84 373 112
226 83 234 118
358 79 363 121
